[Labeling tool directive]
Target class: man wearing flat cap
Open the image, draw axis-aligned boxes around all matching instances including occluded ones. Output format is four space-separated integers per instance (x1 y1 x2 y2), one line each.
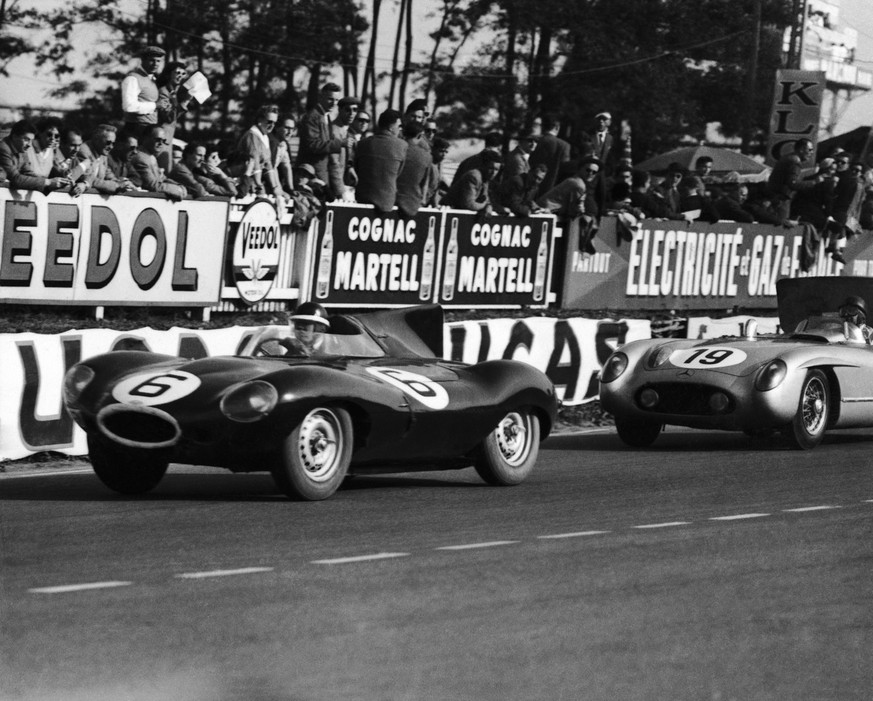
121 46 166 138
590 111 614 165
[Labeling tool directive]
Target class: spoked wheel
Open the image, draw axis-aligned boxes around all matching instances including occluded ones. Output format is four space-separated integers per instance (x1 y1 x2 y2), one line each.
786 369 829 450
87 434 170 495
272 406 353 500
615 418 662 448
474 409 540 486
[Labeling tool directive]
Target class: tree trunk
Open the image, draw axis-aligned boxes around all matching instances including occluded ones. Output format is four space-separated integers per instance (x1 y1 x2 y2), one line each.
362 0 382 116
399 0 414 109
502 0 518 151
388 0 408 109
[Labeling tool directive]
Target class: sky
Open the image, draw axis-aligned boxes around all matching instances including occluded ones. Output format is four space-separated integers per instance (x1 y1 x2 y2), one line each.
2 0 873 136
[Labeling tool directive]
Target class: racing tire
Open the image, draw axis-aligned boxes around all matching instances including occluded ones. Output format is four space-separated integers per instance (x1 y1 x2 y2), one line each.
272 406 353 500
474 409 540 486
87 434 170 495
615 418 662 448
786 369 829 450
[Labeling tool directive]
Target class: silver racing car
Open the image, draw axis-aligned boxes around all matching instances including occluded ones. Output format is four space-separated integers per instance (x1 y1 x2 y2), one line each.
600 277 873 449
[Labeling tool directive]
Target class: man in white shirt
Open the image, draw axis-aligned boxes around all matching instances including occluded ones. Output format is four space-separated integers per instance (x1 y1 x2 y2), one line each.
121 46 166 138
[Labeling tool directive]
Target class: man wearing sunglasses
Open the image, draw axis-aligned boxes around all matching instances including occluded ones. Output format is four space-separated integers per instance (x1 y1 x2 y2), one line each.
77 124 136 195
129 126 186 200
0 119 72 192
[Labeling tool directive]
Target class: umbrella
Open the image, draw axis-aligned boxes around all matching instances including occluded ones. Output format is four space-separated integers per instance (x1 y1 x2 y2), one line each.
636 145 767 176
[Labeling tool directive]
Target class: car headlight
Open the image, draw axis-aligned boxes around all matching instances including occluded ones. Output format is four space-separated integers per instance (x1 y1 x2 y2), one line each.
220 380 278 422
600 352 628 383
63 364 95 407
647 345 674 369
755 359 787 391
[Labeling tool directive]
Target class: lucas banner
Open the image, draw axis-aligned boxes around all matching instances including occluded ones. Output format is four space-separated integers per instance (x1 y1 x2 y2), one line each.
0 188 230 305
307 204 556 308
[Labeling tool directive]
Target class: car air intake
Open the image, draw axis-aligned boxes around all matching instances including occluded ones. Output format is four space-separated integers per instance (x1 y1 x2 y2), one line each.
96 404 182 449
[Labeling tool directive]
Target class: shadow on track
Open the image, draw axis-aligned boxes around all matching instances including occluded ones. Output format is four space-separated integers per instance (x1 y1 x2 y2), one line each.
545 428 873 452
0 466 488 502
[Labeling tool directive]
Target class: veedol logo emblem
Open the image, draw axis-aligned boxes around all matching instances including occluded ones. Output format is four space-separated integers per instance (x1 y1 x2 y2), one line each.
232 200 282 305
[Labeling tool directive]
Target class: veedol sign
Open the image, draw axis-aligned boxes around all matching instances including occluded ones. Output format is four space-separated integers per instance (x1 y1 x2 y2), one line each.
0 189 229 305
231 199 282 304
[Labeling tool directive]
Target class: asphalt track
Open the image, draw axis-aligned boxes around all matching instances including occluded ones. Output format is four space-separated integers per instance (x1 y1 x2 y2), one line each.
2 427 872 701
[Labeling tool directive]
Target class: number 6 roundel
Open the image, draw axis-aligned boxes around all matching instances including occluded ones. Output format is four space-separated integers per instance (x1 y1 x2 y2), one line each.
669 347 747 368
366 367 450 410
113 371 202 406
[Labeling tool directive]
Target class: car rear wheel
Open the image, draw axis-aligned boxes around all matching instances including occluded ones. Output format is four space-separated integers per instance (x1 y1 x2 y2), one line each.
88 434 170 495
272 406 353 500
787 369 829 450
615 418 662 448
474 409 540 486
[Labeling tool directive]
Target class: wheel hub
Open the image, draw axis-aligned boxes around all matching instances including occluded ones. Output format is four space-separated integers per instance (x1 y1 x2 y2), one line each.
496 413 529 464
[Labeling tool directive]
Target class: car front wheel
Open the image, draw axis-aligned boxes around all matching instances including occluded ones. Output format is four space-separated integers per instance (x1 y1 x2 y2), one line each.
88 434 170 495
272 406 353 500
474 409 540 486
787 369 829 450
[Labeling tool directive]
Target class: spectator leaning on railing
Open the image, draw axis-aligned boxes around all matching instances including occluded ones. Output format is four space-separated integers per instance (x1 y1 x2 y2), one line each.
0 119 72 193
77 123 135 196
129 125 186 200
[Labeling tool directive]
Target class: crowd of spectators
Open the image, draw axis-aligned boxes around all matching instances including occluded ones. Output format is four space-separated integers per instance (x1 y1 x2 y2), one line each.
2 44 873 252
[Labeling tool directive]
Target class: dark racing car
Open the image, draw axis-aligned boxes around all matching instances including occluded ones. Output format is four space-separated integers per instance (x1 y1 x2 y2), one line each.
63 305 557 500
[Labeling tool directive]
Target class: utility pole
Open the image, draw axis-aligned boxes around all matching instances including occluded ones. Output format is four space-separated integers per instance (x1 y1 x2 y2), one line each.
742 0 762 152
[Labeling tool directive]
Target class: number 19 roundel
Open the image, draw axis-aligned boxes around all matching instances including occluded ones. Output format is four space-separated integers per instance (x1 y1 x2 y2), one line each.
112 371 202 406
669 347 747 368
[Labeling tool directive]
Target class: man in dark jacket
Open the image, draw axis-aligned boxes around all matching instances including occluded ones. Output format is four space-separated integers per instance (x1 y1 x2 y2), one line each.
395 122 433 219
355 109 408 214
298 83 355 183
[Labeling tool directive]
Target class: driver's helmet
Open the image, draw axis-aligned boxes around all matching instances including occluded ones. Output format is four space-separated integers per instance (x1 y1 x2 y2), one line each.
839 295 868 326
289 302 330 353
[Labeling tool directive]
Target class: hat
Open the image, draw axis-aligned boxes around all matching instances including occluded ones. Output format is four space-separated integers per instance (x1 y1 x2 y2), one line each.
405 98 428 114
595 111 612 120
665 161 686 175
338 96 360 107
295 163 316 178
141 46 166 59
516 131 538 141
480 150 503 165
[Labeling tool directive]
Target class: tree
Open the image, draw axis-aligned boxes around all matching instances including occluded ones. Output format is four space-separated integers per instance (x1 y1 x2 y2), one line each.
29 0 367 138
426 0 794 156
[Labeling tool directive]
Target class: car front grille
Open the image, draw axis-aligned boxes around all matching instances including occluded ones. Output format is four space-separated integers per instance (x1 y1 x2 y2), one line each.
636 382 736 416
96 404 182 449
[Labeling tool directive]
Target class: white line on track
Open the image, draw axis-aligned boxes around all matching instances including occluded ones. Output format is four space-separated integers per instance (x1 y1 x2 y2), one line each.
175 567 274 579
29 581 132 594
709 513 770 521
436 540 519 550
1 467 93 479
538 530 611 539
311 552 409 565
632 521 690 529
783 505 840 513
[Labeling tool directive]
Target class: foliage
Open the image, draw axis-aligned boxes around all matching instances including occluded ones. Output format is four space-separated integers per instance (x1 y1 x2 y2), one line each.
428 0 795 157
27 0 367 136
